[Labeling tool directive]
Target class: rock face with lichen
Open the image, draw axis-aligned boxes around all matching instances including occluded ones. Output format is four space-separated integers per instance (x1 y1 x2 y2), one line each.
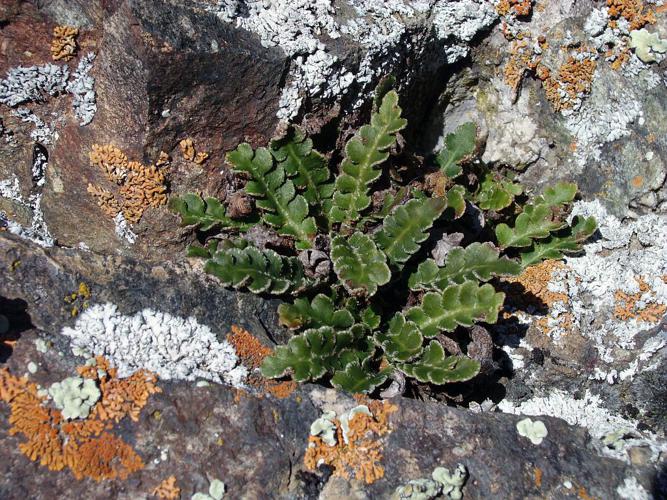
1 0 667 499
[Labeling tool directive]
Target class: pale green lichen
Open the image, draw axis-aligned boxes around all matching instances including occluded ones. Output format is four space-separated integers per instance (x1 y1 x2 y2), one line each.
339 405 372 444
629 29 667 63
309 410 337 446
516 417 548 445
48 376 101 420
192 478 225 500
27 361 38 374
393 463 468 500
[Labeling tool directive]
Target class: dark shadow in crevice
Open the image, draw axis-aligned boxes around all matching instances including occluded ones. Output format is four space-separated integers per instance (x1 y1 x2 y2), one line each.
0 296 32 363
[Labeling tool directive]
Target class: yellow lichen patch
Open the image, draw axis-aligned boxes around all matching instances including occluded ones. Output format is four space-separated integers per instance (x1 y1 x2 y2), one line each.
226 326 296 399
543 53 597 112
503 39 541 93
496 0 532 17
607 0 656 30
304 400 398 484
152 476 181 499
179 138 209 164
64 282 92 317
0 357 160 481
51 26 78 61
614 277 667 322
88 145 168 225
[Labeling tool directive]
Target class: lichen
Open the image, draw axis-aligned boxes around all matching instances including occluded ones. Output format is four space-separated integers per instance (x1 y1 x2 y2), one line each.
516 417 548 445
192 478 226 500
629 28 667 62
152 476 181 500
0 359 158 481
393 463 468 500
226 325 295 398
48 376 101 420
62 303 248 385
303 399 397 484
87 144 168 228
51 26 79 61
66 52 97 125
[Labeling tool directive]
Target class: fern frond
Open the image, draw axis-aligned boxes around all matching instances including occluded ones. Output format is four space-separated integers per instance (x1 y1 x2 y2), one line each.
406 281 505 337
474 173 523 211
329 90 407 224
331 232 391 297
398 341 480 384
495 181 578 249
409 242 522 291
270 128 334 209
227 143 316 248
170 193 257 231
436 122 477 178
331 359 390 393
278 293 355 330
374 313 423 363
520 215 597 267
203 245 308 295
374 197 447 266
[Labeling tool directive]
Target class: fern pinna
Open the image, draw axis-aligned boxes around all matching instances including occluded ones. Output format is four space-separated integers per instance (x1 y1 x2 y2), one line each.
171 89 596 395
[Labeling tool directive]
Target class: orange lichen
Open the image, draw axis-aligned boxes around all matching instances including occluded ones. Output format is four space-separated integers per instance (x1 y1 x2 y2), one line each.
226 326 296 399
152 476 181 499
88 145 168 225
614 277 666 322
51 26 78 61
503 260 569 310
534 467 543 488
504 39 541 93
607 0 656 30
631 175 644 188
496 0 532 17
543 53 597 112
179 138 196 162
304 400 397 484
0 357 160 481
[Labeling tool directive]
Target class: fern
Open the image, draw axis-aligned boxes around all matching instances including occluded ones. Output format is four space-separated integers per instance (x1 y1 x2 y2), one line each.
374 197 447 266
406 281 505 337
474 173 523 211
398 341 480 384
520 215 597 267
436 123 477 178
409 242 522 291
203 245 308 295
331 359 390 393
227 143 317 249
170 194 257 231
175 88 597 396
329 90 407 224
374 313 423 363
270 128 334 210
331 232 391 297
278 293 354 330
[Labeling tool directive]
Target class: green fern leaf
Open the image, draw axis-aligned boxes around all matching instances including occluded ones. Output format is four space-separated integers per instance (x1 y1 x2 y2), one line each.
535 181 577 206
329 90 407 224
331 360 390 393
398 341 480 384
278 294 354 330
270 128 334 208
520 215 597 267
495 204 565 248
446 185 467 219
331 232 391 297
375 313 424 363
408 242 522 290
169 193 257 231
374 197 447 266
436 123 477 178
474 173 523 211
227 143 316 248
406 281 505 337
261 326 339 381
203 245 307 295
